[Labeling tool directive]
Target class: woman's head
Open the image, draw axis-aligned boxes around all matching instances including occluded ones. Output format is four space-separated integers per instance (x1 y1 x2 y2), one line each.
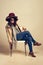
6 13 18 26
10 18 15 24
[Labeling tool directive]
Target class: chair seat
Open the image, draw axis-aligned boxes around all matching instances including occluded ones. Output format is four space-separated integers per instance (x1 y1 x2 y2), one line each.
17 40 25 43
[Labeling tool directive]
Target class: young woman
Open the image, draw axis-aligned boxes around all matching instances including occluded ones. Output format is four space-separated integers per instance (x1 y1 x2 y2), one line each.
5 13 41 57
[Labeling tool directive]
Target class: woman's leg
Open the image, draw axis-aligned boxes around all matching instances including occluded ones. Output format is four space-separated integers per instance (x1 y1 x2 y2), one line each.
22 31 36 44
24 36 36 57
23 36 33 52
16 31 36 57
18 31 41 46
16 31 33 52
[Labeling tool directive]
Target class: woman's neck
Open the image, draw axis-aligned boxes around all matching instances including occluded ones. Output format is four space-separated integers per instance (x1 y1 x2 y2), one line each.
8 22 16 27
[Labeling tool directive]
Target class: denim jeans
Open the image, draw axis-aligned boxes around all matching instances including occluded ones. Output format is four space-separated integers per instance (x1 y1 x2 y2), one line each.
16 31 36 52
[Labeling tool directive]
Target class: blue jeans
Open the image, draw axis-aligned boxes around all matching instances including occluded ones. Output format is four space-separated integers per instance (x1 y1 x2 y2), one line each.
16 31 36 52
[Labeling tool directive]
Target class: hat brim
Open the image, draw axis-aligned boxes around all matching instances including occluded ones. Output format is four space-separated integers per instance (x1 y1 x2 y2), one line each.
6 16 18 21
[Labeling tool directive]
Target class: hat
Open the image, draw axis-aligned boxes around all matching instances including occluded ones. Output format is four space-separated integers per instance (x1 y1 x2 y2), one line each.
6 13 18 22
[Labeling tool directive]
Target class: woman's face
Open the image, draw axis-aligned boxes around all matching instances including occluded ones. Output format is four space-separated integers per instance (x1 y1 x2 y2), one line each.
10 18 15 24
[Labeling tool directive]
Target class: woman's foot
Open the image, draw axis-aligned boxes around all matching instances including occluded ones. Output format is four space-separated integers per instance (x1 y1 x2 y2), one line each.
34 42 41 46
29 52 36 57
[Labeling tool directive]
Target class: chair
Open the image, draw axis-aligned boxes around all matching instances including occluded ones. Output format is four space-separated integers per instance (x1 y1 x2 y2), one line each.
10 39 27 56
14 40 27 55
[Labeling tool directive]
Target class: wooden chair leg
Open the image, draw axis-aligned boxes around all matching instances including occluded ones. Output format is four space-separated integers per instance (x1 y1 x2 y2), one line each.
14 42 17 49
9 43 13 56
10 48 12 56
24 43 27 55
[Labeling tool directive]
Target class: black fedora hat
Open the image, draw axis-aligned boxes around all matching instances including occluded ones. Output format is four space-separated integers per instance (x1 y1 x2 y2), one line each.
6 13 18 22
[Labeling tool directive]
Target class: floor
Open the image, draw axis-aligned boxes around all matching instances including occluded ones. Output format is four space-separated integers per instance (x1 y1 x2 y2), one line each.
0 42 43 65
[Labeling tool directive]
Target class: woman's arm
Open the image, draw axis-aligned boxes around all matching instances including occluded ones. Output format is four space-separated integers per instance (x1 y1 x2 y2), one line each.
5 25 13 43
16 23 21 32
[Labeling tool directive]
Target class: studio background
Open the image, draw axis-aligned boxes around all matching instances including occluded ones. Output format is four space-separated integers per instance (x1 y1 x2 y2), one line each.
0 0 43 65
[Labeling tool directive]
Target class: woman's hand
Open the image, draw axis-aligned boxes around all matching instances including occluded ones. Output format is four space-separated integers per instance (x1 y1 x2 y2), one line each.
22 27 27 31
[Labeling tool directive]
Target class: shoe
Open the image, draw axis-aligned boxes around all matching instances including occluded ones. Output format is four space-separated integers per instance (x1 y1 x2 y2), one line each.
34 42 41 46
29 52 36 57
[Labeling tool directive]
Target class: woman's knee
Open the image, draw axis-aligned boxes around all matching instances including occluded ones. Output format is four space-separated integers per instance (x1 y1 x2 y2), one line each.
24 31 31 36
